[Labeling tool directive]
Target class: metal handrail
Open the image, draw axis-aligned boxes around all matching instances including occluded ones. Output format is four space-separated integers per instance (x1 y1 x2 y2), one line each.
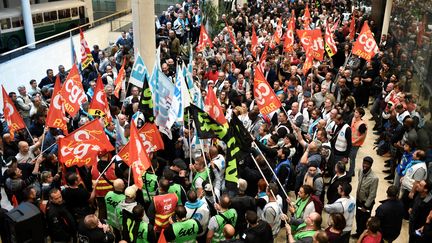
0 8 132 57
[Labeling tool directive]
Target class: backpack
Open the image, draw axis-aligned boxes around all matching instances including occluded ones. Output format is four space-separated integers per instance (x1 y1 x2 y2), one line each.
274 159 296 191
308 194 323 215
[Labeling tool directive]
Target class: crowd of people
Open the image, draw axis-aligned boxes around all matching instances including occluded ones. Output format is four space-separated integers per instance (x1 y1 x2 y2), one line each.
0 0 431 243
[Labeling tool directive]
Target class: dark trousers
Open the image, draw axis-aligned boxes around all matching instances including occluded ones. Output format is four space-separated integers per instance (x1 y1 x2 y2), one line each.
401 189 413 220
96 197 107 220
355 201 373 235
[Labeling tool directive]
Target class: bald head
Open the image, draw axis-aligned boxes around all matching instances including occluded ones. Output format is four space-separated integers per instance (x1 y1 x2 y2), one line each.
223 224 236 239
220 194 231 209
113 179 125 192
209 146 218 159
18 141 29 153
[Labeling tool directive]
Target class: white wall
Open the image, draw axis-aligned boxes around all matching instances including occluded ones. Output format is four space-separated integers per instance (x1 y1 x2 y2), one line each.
0 14 131 109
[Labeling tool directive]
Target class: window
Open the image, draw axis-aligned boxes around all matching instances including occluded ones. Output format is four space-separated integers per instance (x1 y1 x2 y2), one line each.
32 13 43 24
11 17 22 28
58 9 71 19
43 11 57 22
0 18 11 30
71 7 78 17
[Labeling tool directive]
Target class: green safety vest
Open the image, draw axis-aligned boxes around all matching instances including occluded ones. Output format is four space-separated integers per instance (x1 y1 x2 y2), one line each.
104 191 126 229
294 229 317 240
125 217 149 243
168 183 183 205
142 172 158 203
136 221 150 243
192 168 209 190
172 219 199 243
212 209 238 242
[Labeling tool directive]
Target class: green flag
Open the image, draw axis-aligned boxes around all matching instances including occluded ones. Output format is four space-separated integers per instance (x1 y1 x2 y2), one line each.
138 75 154 123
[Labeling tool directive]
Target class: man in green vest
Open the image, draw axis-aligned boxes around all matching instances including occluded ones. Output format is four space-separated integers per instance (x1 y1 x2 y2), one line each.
207 194 238 242
191 156 209 197
286 212 322 242
165 169 187 205
104 178 125 240
142 165 158 209
123 204 155 243
164 205 203 242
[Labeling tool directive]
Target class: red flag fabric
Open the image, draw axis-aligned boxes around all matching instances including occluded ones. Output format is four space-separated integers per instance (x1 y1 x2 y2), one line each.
129 121 152 188
158 229 167 243
89 75 112 124
283 11 296 53
324 22 338 57
273 18 283 44
117 122 162 166
417 15 426 46
251 25 258 58
80 29 93 69
60 64 87 117
140 122 165 152
196 25 213 52
303 3 311 29
302 48 314 76
46 76 68 134
258 44 268 72
58 119 114 167
114 57 126 98
205 84 228 126
297 29 325 61
2 86 26 137
349 15 356 41
253 67 282 115
352 22 379 61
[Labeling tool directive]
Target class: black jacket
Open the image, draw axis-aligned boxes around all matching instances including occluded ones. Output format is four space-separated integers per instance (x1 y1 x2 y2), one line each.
46 203 77 241
375 198 404 241
241 220 274 243
326 174 350 204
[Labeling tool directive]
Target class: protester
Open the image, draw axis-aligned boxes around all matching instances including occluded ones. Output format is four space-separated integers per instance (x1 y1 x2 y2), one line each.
0 1 428 243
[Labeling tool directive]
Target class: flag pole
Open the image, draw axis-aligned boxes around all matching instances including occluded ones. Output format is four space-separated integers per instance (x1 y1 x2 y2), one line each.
94 158 115 185
252 141 290 199
25 127 35 143
188 110 193 183
198 139 218 204
127 166 132 186
250 153 290 223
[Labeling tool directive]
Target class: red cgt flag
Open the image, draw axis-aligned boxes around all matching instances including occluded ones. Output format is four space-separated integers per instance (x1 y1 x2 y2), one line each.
297 29 325 61
352 21 379 61
324 22 338 57
58 119 114 167
80 28 94 69
302 47 314 76
284 10 296 53
196 25 213 52
89 75 112 124
258 43 268 72
114 57 126 98
128 121 152 188
205 84 227 126
273 18 283 45
251 25 258 58
2 86 26 137
118 122 164 165
60 64 87 117
46 76 68 134
253 67 282 115
349 15 356 41
303 3 311 29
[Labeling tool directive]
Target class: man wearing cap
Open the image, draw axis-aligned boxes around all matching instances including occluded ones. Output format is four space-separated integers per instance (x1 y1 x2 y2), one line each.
351 156 378 238
116 186 139 232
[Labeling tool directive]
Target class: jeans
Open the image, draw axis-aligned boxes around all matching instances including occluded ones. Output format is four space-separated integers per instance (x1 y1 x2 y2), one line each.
348 146 360 177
